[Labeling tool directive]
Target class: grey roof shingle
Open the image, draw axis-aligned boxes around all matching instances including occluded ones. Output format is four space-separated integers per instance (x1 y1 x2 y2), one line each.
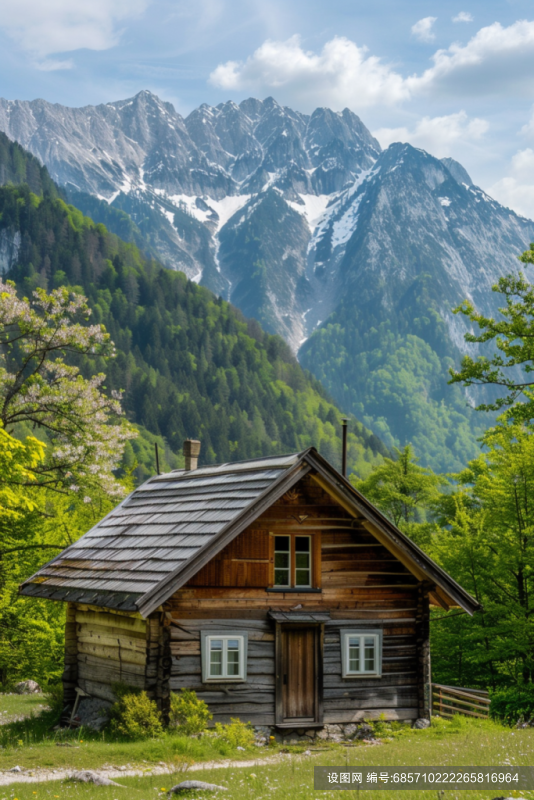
20 452 301 608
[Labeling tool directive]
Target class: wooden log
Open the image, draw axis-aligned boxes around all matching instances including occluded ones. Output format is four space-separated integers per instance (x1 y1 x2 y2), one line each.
78 677 116 703
78 661 145 688
77 641 146 666
75 610 146 633
433 702 488 719
77 622 146 642
62 603 78 706
432 692 490 711
76 603 145 620
78 652 146 676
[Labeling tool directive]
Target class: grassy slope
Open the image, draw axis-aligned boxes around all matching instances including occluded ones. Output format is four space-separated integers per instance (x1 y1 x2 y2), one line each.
2 718 532 799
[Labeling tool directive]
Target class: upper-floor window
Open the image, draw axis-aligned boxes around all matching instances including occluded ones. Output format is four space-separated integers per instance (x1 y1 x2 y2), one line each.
274 535 312 588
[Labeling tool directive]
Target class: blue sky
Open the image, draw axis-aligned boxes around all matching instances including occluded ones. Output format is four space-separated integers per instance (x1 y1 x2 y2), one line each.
1 0 534 216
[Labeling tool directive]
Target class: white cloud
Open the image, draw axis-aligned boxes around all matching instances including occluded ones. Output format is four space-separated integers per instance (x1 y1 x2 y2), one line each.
411 17 437 43
0 0 149 59
453 12 473 23
210 21 534 111
210 35 409 108
408 20 534 97
374 111 488 158
489 149 534 219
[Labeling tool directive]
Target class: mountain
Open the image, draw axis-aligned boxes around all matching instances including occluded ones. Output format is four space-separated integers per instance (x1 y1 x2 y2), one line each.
2 91 533 471
0 143 387 481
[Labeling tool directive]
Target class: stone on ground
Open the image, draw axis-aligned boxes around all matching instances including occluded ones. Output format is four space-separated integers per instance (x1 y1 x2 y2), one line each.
413 718 431 729
70 770 124 787
170 780 227 793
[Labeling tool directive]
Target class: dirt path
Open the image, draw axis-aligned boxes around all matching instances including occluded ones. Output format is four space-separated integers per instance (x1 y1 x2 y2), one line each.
0 754 295 786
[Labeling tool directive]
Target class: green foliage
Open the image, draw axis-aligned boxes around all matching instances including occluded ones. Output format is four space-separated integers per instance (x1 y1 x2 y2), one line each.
351 444 445 530
490 684 534 723
43 683 64 718
430 421 534 689
213 718 255 748
0 131 59 197
450 267 534 420
1 183 386 477
300 281 487 473
109 691 164 740
169 689 212 734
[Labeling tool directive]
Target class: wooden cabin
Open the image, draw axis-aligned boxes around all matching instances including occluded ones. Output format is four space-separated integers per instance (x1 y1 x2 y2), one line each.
20 445 479 731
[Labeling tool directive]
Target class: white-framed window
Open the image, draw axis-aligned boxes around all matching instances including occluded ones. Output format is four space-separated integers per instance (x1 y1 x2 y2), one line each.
274 535 312 588
201 632 247 682
341 629 382 678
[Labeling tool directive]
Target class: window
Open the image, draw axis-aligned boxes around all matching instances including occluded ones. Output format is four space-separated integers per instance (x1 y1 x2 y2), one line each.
201 632 247 682
274 535 312 588
341 630 382 678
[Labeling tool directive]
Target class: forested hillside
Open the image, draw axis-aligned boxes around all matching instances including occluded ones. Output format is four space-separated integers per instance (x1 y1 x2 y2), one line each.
0 183 387 478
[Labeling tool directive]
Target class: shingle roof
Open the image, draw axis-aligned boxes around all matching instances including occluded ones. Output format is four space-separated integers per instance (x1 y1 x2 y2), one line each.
20 448 481 617
20 453 303 612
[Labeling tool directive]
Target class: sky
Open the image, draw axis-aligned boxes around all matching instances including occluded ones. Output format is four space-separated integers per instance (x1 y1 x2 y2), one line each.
1 0 534 217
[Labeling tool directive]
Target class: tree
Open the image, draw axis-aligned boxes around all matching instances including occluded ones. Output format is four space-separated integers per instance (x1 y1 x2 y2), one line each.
431 422 534 689
0 280 135 498
351 444 444 537
449 263 534 420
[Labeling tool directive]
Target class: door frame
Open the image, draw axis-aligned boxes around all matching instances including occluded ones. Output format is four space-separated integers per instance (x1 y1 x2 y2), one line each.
274 622 324 727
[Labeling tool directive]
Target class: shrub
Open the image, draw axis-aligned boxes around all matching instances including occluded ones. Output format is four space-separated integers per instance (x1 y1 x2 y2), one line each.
213 718 255 748
491 685 534 724
44 683 64 718
169 689 212 735
109 690 163 740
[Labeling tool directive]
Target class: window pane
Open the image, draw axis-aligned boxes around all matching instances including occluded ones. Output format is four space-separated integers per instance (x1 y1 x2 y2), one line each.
295 569 310 586
274 569 290 586
275 552 290 569
227 649 240 676
209 640 223 676
295 537 310 552
275 536 290 551
295 553 309 569
364 638 376 672
227 639 239 650
348 640 360 673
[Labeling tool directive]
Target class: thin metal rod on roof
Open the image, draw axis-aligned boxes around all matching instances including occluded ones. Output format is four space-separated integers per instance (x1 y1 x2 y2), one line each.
155 443 160 475
341 418 348 477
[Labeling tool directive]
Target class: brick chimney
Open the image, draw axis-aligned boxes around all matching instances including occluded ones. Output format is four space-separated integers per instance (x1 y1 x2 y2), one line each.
183 439 201 471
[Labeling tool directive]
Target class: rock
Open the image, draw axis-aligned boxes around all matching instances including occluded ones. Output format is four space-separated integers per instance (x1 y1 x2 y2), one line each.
343 724 358 738
413 718 431 729
70 770 124 787
9 766 22 773
75 697 112 732
14 680 40 694
305 729 317 738
170 780 227 793
236 746 245 751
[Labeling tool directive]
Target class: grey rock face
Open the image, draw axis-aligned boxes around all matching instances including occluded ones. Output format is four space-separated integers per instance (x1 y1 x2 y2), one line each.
170 780 227 793
70 771 124 787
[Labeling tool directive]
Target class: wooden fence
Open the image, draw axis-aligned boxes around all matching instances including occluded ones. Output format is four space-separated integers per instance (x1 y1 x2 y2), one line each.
432 683 490 719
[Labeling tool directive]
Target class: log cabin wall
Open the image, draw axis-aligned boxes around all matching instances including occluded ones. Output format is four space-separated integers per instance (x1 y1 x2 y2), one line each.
74 604 148 702
165 473 424 726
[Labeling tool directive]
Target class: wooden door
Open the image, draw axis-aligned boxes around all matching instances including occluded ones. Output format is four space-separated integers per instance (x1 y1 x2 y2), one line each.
279 626 319 724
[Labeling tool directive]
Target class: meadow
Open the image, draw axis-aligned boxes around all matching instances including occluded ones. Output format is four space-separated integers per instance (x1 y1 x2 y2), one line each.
1 697 533 800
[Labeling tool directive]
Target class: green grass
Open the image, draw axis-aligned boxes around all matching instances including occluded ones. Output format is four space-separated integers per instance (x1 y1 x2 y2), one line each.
3 717 534 800
0 695 49 725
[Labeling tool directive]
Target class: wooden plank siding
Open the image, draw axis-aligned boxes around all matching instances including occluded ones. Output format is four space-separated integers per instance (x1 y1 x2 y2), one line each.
73 604 148 703
164 474 423 725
